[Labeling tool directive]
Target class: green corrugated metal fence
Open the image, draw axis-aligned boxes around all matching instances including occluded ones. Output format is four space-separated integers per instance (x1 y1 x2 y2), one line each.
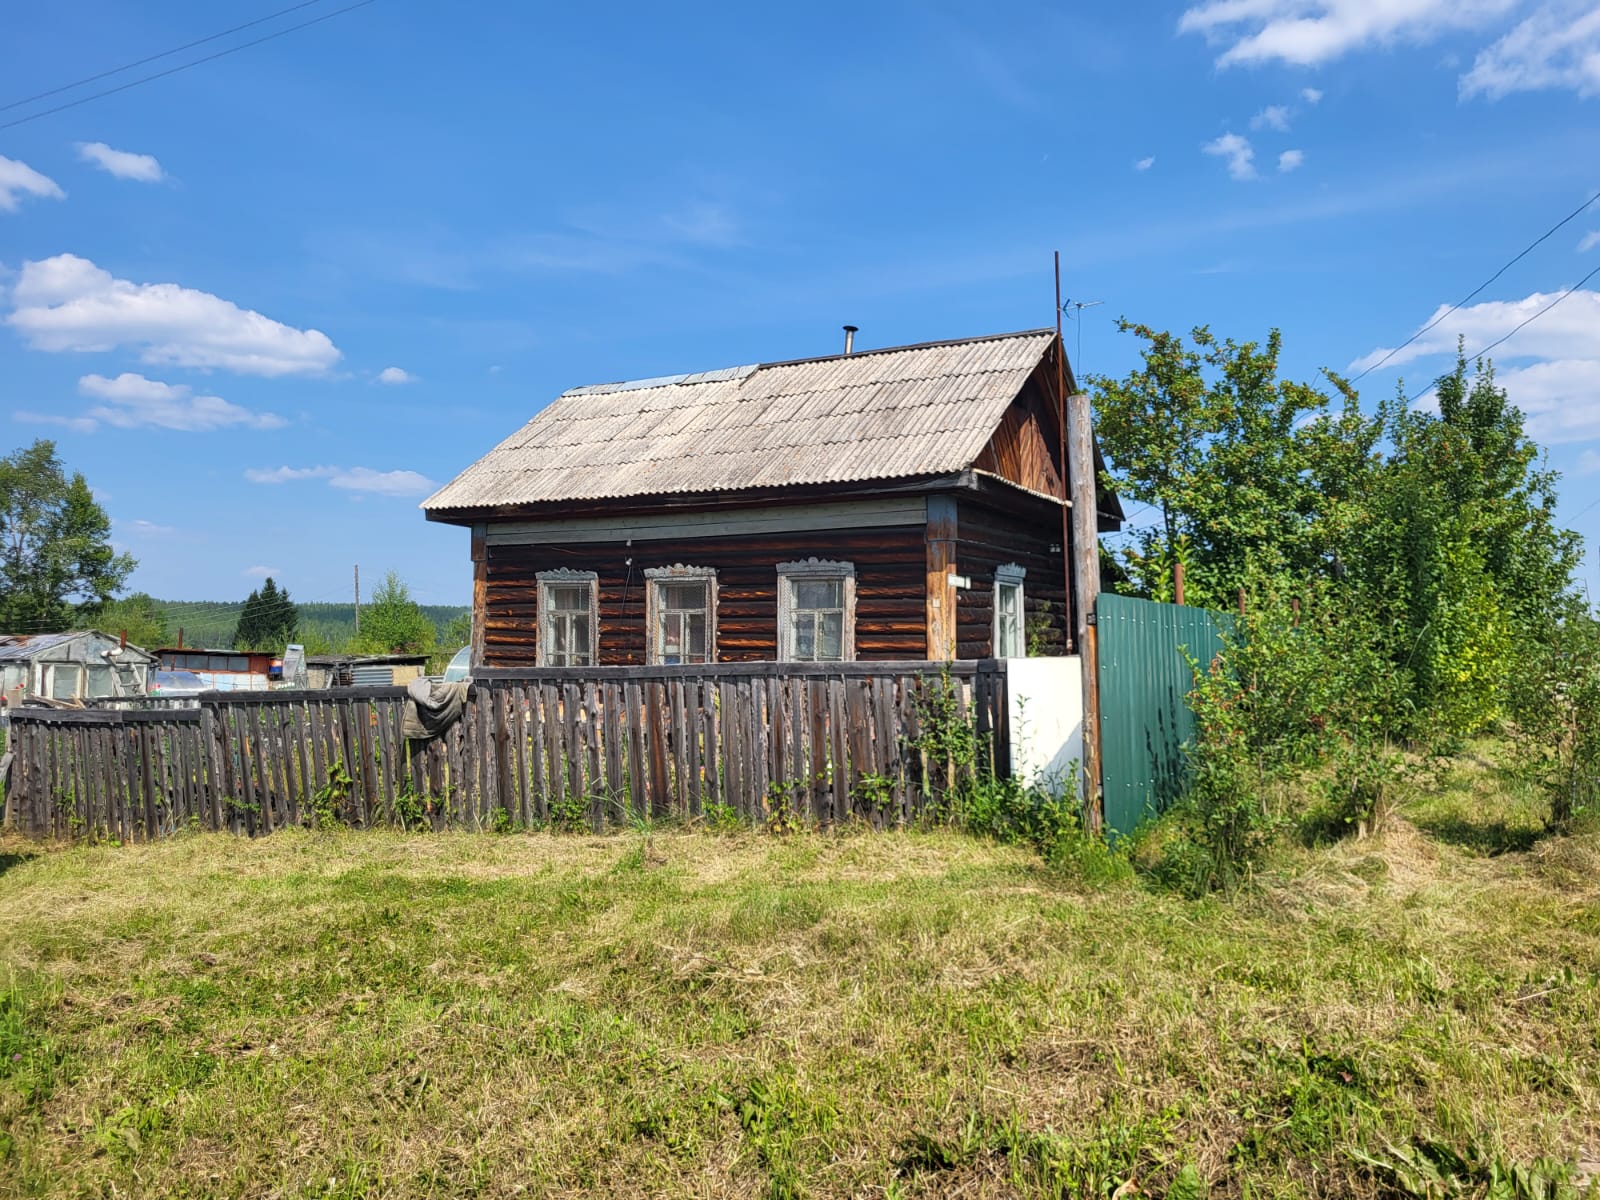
1095 593 1229 836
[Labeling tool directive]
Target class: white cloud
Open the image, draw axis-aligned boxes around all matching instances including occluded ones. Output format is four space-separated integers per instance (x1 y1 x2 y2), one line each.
1178 0 1520 67
1301 86 1325 103
0 155 64 213
244 464 437 496
1134 156 1156 171
73 372 286 432
14 410 96 432
243 565 281 579
1581 231 1600 252
76 142 165 183
376 366 415 385
328 467 437 495
120 519 175 536
1353 288 1600 444
1250 103 1292 131
1460 3 1600 97
6 254 340 376
245 465 336 484
1576 448 1600 474
1202 132 1256 180
1279 148 1306 172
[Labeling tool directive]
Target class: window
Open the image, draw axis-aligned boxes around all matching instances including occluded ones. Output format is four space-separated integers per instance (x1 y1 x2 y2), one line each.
994 564 1026 658
646 566 715 665
49 663 82 700
777 559 855 662
537 570 599 667
86 665 116 698
228 656 249 673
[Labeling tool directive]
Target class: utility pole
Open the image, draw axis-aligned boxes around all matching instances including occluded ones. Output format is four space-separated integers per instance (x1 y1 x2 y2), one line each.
353 565 361 637
1058 252 1104 832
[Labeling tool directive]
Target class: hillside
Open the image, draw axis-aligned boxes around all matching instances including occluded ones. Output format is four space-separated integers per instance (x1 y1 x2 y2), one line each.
152 600 469 651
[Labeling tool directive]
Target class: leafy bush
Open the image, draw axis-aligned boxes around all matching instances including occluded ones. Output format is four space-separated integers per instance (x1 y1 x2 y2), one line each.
1508 613 1600 832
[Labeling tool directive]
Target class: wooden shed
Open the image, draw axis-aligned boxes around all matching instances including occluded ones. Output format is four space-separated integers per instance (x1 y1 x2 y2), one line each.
423 329 1121 668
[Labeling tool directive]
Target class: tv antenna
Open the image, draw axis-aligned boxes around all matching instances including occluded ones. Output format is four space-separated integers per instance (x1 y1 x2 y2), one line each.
1060 298 1104 378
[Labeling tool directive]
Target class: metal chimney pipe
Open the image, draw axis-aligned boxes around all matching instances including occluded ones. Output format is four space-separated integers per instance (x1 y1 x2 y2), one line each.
843 325 858 355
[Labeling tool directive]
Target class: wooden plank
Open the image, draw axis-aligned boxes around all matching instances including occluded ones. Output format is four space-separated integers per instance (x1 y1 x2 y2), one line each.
702 676 719 808
808 680 828 823
667 678 687 816
684 678 702 817
645 681 668 818
623 680 644 821
511 684 530 826
602 681 623 820
541 683 562 820
560 683 582 818
583 682 603 828
828 677 848 825
524 684 545 821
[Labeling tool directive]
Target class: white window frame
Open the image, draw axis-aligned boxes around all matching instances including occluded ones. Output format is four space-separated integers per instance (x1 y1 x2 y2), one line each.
776 559 856 663
993 563 1027 659
46 662 83 701
536 569 600 667
645 565 716 665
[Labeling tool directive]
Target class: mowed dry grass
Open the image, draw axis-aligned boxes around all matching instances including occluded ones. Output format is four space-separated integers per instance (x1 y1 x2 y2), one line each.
0 779 1597 1198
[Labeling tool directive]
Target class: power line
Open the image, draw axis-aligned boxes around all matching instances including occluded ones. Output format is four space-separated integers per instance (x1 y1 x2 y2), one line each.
0 0 380 133
0 0 326 115
1405 261 1600 405
1353 185 1600 384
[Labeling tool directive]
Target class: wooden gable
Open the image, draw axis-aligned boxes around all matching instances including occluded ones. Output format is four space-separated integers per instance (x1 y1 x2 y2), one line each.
971 366 1065 502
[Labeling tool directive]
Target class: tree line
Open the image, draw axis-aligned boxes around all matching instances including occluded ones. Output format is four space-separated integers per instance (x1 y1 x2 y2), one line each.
0 440 468 667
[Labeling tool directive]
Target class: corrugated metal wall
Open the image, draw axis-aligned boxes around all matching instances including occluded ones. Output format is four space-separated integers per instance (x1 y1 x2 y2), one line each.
1095 593 1228 836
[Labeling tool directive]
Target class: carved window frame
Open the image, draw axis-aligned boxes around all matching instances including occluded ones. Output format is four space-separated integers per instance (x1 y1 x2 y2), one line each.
776 558 856 663
645 565 717 665
536 569 599 667
993 563 1027 659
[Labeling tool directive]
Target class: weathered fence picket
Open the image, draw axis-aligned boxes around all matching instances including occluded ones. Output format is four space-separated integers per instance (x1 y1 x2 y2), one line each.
2 662 1007 841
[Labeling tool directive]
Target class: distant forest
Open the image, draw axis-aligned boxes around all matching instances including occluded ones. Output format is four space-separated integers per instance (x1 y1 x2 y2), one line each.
153 600 469 652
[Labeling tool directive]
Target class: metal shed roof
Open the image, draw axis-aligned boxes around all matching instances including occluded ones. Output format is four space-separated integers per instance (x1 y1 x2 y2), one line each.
422 329 1057 513
0 630 155 663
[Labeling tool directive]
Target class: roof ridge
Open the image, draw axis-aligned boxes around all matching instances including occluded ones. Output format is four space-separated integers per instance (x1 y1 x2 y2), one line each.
559 327 1055 398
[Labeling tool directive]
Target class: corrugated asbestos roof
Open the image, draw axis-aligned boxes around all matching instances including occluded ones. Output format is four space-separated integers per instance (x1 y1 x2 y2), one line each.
0 632 82 661
423 329 1055 512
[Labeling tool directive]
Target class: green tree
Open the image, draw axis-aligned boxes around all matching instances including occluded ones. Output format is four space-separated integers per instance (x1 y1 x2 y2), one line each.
233 577 299 651
1090 322 1381 607
0 440 134 631
83 592 168 649
350 571 436 655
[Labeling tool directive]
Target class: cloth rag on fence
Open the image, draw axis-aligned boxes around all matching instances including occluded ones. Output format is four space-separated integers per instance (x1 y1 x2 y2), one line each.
401 678 470 741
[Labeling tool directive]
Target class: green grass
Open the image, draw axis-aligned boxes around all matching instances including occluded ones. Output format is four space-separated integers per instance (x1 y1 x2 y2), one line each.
0 756 1597 1198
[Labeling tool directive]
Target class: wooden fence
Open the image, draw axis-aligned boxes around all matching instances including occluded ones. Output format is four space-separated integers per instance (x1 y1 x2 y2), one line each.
2 662 1008 841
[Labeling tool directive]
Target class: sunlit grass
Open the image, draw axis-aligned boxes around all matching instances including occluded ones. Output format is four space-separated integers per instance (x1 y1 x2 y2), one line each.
0 757 1597 1198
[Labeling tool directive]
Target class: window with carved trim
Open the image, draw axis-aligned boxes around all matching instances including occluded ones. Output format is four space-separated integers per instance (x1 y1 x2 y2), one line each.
646 566 715 665
537 570 599 666
993 564 1026 658
777 560 855 662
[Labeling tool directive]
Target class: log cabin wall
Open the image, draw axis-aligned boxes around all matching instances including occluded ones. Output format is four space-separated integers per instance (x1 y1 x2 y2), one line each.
483 525 928 667
953 495 1070 659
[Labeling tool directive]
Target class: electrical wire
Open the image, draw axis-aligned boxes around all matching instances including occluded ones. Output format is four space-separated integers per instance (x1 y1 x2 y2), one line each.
0 0 380 133
0 0 326 114
1353 186 1600 384
1405 261 1600 404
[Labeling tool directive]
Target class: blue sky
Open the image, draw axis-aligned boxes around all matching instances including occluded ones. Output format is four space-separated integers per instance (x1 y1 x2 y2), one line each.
4 0 1600 610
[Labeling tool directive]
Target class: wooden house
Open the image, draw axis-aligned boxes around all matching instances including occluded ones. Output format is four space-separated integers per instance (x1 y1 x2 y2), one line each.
0 631 154 706
422 329 1121 668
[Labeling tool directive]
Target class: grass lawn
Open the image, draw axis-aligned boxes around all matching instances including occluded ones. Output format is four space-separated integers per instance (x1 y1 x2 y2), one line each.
0 756 1597 1198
